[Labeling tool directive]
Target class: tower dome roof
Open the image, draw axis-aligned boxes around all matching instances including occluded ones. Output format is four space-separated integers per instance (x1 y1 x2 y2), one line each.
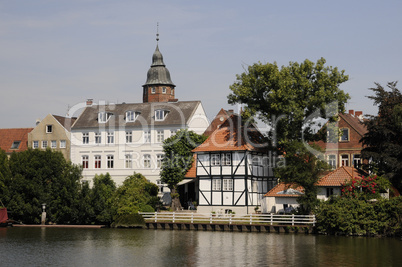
143 44 175 87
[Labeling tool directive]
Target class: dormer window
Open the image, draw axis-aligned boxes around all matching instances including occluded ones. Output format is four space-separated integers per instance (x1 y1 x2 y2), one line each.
125 111 140 122
11 141 21 149
98 112 113 123
155 109 169 121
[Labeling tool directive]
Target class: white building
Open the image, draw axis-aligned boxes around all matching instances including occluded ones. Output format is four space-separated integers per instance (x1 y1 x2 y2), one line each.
70 38 209 187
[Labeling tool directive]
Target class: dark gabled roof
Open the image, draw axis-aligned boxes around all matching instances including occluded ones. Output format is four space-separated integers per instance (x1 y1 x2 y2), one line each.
339 113 367 136
53 115 77 131
72 101 201 129
0 128 33 154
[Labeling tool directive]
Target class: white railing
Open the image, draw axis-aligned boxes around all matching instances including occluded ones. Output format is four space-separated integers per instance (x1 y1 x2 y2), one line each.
138 212 315 226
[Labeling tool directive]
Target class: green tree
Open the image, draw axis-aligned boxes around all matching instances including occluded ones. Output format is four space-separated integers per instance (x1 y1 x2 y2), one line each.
228 58 350 144
0 149 11 205
228 58 349 212
361 82 402 192
160 129 207 211
91 173 116 225
113 172 159 216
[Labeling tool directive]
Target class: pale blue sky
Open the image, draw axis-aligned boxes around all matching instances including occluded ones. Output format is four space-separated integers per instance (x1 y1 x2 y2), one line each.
1 0 401 128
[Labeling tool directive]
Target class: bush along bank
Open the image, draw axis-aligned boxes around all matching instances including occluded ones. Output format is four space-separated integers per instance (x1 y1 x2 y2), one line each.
314 196 402 237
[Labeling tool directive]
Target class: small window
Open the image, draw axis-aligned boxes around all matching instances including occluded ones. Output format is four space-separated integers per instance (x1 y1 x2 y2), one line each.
60 140 66 148
171 88 174 95
126 131 132 143
157 130 164 143
42 141 48 148
125 154 132 169
46 125 53 133
223 178 233 191
328 155 336 169
94 155 101 168
107 155 114 169
95 132 101 144
82 133 89 144
170 130 177 137
51 140 57 148
222 153 231 166
211 154 220 166
82 156 89 169
11 141 21 149
155 109 169 121
340 128 349 141
98 112 113 123
162 87 166 94
144 130 151 143
326 188 334 198
151 87 156 94
33 141 39 149
353 154 361 168
341 154 349 166
157 154 164 168
143 154 151 168
212 179 221 191
107 132 114 144
126 111 140 122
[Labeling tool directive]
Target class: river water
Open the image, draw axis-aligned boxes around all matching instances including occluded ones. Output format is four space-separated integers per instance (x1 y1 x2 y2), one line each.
1 227 401 267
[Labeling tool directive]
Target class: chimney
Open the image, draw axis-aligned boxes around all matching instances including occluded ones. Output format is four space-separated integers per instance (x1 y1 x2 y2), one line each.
348 109 354 116
86 99 93 106
355 111 363 121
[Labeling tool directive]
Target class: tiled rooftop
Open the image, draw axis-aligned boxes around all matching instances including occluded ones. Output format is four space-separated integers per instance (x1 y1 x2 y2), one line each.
0 128 34 154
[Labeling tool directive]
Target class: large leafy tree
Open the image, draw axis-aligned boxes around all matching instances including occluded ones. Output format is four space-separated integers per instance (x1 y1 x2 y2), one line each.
228 57 350 144
91 173 116 225
160 129 207 211
361 82 402 191
0 149 11 205
228 58 348 212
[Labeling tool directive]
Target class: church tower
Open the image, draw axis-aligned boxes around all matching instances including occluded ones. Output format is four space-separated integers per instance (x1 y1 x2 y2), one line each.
143 28 177 103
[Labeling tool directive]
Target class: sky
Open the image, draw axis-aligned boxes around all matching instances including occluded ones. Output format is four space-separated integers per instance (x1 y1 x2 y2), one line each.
1 0 401 128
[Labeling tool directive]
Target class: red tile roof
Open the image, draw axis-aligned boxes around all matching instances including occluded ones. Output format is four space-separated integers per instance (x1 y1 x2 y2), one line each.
317 166 366 186
339 113 367 136
184 154 197 178
264 183 304 197
0 128 33 154
193 114 266 152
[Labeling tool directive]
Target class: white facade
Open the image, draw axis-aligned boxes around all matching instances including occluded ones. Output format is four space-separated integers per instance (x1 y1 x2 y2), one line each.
71 101 209 186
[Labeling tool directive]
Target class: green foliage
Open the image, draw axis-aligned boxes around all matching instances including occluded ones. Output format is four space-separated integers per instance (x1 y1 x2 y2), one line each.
228 58 350 144
275 141 330 214
361 82 402 192
113 173 159 216
0 149 11 200
315 196 402 236
91 173 117 225
111 213 145 228
341 175 391 200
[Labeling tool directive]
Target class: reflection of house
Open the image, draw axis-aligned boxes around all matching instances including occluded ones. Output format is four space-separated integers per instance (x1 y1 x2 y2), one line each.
263 166 366 213
191 113 277 214
314 110 367 169
70 38 208 187
0 128 33 157
28 114 76 160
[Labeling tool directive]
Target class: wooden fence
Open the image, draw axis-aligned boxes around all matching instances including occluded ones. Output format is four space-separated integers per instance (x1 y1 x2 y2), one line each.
139 212 315 226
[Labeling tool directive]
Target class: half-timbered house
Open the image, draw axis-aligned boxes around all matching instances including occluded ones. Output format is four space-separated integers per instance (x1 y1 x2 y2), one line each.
192 114 278 214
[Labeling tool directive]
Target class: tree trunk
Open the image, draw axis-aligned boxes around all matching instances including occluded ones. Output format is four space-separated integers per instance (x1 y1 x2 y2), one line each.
170 187 182 211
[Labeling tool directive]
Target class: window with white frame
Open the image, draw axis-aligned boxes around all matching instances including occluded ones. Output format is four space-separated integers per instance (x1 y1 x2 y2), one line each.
157 154 163 168
143 154 151 168
51 140 57 148
95 132 101 144
171 88 174 95
157 130 164 143
170 129 177 137
94 155 101 168
211 154 220 166
151 87 156 94
11 141 21 149
33 141 39 149
82 155 89 169
155 109 168 121
222 153 231 165
82 133 89 144
107 132 114 144
353 154 361 168
144 130 151 143
126 111 140 122
126 131 132 143
98 112 113 123
125 154 132 168
328 154 336 169
340 128 349 141
60 140 66 148
341 154 349 166
212 178 221 191
107 155 114 169
42 141 48 148
46 125 53 133
162 87 166 94
223 178 233 191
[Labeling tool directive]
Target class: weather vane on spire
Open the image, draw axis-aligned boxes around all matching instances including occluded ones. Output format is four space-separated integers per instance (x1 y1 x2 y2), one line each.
156 22 159 43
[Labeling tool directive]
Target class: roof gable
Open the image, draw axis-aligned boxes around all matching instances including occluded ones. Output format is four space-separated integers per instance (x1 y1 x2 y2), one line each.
339 113 367 137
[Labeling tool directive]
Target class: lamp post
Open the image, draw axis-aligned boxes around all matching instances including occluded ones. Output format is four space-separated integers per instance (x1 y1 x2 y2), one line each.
41 203 46 225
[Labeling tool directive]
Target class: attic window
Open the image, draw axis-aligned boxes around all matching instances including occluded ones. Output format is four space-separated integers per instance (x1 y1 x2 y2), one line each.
46 125 53 133
155 109 169 121
98 112 113 123
340 128 349 141
125 111 140 122
11 141 21 149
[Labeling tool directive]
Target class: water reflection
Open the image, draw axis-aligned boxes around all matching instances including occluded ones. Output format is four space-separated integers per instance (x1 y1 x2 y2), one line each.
0 227 401 266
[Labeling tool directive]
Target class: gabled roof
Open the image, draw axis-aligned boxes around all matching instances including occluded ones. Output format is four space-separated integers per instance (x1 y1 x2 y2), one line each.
265 183 304 197
203 108 234 136
53 115 77 131
317 166 366 186
338 113 367 137
72 101 201 129
0 128 33 154
193 114 266 152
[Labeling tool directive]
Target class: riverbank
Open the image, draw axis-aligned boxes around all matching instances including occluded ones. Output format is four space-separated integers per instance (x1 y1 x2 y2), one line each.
12 224 105 228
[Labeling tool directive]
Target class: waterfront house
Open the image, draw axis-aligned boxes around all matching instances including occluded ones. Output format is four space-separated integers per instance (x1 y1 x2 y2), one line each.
0 128 33 157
